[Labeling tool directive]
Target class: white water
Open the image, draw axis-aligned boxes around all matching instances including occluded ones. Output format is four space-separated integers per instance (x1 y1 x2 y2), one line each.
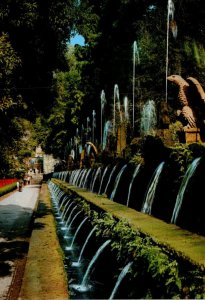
140 100 157 136
141 162 165 215
72 225 97 267
104 165 118 195
126 164 141 207
66 216 88 250
110 164 127 200
71 239 111 292
108 261 133 300
101 90 106 145
98 166 109 194
102 120 112 150
171 157 201 224
133 41 140 128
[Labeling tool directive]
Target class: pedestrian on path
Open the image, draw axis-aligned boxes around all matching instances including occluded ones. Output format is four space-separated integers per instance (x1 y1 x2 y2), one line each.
16 181 19 190
19 179 23 192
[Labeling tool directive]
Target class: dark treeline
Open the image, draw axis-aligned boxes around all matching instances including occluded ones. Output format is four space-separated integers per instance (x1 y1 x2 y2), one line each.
0 0 205 176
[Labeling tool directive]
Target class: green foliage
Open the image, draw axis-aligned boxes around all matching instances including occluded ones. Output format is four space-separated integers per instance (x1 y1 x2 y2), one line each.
0 183 17 196
130 153 144 165
169 121 184 143
45 46 85 157
169 144 193 175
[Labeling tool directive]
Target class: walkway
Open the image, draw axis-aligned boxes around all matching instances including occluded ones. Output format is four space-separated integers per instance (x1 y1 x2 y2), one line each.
0 184 40 299
0 182 69 300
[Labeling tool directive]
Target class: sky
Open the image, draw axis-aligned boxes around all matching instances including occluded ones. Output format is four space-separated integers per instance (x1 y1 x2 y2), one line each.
69 34 85 46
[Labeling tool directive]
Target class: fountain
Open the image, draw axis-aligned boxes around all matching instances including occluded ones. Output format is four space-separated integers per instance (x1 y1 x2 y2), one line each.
113 84 121 134
48 159 205 299
72 225 97 267
110 164 127 200
108 261 133 300
71 239 111 293
66 216 88 251
101 90 106 146
141 161 165 214
140 100 157 136
171 156 201 224
102 120 113 151
132 40 140 129
126 164 141 207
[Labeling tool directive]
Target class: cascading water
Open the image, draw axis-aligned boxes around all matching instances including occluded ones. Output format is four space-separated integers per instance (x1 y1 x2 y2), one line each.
110 164 127 200
63 205 78 229
61 201 74 224
71 239 111 293
171 157 201 224
133 40 140 129
124 96 129 123
103 164 118 195
101 90 106 146
72 225 97 267
113 84 121 134
102 120 113 150
66 216 88 251
126 164 141 207
140 100 157 136
83 168 92 189
141 162 165 215
98 166 109 194
108 261 133 300
91 167 101 192
64 210 82 239
48 160 205 300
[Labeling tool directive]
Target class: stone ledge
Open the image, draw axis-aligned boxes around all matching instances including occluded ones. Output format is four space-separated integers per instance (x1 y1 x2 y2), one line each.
57 181 205 269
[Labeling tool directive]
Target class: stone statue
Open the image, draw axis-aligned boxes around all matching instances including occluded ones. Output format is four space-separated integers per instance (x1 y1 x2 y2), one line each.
167 75 205 130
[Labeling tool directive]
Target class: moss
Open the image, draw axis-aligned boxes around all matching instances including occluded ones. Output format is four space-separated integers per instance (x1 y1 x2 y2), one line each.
51 179 205 299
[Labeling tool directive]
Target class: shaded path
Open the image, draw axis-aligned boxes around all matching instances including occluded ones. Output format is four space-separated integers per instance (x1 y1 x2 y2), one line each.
0 184 40 300
0 182 69 300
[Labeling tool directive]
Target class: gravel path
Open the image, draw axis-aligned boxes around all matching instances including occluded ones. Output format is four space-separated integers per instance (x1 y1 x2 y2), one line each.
0 184 41 300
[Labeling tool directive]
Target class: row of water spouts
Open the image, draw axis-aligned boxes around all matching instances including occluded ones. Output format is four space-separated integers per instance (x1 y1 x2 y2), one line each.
69 0 176 155
48 181 133 299
54 154 202 225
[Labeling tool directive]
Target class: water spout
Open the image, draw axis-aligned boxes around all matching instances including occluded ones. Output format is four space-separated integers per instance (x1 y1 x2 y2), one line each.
110 164 127 200
140 100 157 136
171 157 201 224
126 164 141 207
66 216 88 250
108 261 133 300
141 162 165 215
71 239 111 292
72 225 97 267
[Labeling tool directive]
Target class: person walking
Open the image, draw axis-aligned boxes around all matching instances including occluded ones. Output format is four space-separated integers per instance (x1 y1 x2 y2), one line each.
16 181 19 190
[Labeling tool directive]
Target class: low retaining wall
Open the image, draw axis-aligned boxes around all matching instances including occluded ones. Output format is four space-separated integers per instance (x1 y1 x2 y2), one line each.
52 178 205 299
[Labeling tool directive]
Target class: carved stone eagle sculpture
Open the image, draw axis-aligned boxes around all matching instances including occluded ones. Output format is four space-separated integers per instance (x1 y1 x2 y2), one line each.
167 75 205 129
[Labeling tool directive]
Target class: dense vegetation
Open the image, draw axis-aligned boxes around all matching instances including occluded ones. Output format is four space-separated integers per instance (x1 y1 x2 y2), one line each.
0 0 205 176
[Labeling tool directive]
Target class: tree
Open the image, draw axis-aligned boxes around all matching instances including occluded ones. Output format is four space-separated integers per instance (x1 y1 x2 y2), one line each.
0 0 76 117
44 46 85 158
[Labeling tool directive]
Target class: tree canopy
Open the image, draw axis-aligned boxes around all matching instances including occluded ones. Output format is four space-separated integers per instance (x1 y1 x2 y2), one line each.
1 0 205 174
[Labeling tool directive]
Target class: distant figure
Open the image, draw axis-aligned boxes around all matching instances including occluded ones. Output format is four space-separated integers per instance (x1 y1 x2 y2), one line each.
16 181 19 190
19 180 23 192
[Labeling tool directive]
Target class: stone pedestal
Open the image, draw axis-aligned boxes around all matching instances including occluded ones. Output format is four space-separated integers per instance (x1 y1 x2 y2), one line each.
184 128 201 143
